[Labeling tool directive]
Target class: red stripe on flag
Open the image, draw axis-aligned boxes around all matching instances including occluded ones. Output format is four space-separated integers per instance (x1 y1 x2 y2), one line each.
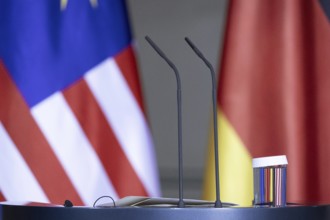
63 79 148 198
0 191 5 201
0 62 84 205
115 46 145 113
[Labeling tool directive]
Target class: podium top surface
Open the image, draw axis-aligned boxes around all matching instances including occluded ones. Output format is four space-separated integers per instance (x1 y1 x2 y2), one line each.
1 203 330 220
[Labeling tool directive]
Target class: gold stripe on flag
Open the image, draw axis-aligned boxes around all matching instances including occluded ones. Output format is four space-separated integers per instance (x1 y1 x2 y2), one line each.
203 110 253 206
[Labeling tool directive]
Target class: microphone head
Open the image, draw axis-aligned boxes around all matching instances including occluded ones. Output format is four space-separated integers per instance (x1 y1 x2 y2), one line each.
184 37 205 60
184 37 194 48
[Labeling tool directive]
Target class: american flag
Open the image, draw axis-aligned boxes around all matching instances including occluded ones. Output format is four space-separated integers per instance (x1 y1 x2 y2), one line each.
0 0 160 205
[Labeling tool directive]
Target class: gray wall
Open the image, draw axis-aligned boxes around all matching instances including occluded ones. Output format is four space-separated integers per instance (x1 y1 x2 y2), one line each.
127 0 228 199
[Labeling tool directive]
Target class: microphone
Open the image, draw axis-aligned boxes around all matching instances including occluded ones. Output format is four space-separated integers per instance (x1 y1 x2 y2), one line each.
145 36 184 208
184 37 222 208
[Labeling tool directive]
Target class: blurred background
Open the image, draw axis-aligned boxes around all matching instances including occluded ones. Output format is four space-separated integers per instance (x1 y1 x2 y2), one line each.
1 0 330 207
127 0 228 199
2 0 329 206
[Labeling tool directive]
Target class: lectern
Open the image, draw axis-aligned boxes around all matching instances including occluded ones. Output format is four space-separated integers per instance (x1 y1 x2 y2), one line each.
1 203 330 220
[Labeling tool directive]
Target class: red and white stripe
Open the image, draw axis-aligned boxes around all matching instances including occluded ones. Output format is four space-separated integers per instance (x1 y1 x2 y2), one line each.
0 123 49 203
0 47 160 205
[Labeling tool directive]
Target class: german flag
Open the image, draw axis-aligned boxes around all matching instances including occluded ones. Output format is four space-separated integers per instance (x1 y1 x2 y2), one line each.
203 0 330 206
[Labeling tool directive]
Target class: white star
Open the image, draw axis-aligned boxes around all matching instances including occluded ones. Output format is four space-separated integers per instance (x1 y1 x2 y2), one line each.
61 0 98 11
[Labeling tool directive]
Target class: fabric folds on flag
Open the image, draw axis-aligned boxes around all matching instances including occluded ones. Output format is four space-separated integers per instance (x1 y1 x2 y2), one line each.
203 0 330 205
0 0 160 205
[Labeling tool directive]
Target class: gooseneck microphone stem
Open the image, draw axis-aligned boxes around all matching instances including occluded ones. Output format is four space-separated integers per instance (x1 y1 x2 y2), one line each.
184 37 222 208
145 36 184 208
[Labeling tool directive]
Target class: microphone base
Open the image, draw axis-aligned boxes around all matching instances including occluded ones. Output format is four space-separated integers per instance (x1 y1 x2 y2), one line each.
214 200 222 208
178 200 185 208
